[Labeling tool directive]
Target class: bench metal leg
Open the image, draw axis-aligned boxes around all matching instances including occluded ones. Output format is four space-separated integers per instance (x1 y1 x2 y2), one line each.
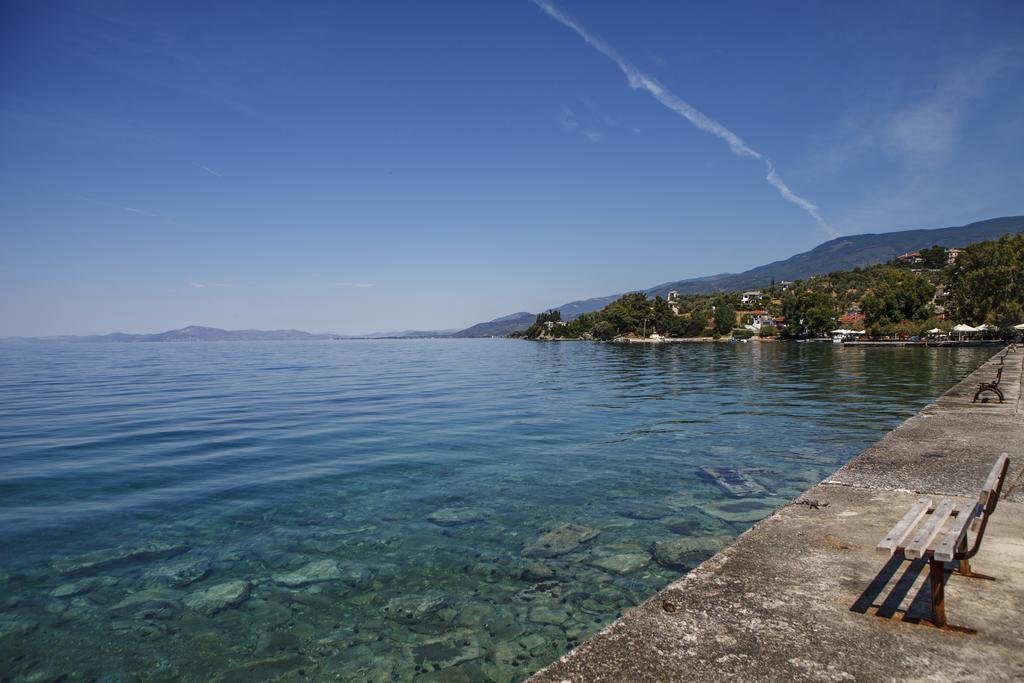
955 538 996 581
957 536 973 577
928 558 947 628
974 386 1005 403
954 556 996 581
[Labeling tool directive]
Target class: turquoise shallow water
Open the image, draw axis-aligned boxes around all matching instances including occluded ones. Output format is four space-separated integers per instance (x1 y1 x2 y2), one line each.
0 340 991 681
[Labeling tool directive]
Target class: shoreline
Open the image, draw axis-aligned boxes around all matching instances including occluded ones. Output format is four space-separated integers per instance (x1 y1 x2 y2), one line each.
520 335 1009 347
528 345 1024 681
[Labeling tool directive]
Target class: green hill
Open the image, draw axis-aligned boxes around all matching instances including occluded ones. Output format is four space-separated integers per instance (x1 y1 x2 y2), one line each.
455 216 1024 337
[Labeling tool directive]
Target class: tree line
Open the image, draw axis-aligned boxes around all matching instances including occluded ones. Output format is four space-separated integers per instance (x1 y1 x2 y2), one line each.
512 233 1024 340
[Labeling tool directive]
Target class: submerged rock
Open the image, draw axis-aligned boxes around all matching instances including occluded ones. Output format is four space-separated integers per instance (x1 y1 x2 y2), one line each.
519 630 561 657
218 655 310 683
589 552 650 575
244 598 292 627
272 559 342 587
455 603 494 628
415 667 474 683
93 673 136 683
184 580 251 615
384 592 448 624
44 600 68 614
426 508 488 526
514 579 569 603
528 605 569 625
524 523 600 558
480 661 519 683
412 629 483 672
0 617 38 639
467 561 506 583
254 631 301 656
661 517 701 535
144 558 210 588
701 497 788 523
699 465 768 497
52 542 188 576
50 575 118 598
618 504 668 520
520 562 559 582
110 588 180 620
651 535 731 570
660 491 701 510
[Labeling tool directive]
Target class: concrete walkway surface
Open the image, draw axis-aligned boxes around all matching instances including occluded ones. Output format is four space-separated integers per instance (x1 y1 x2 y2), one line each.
529 346 1024 682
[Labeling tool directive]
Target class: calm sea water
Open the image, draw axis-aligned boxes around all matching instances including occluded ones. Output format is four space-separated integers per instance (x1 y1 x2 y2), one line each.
0 340 990 682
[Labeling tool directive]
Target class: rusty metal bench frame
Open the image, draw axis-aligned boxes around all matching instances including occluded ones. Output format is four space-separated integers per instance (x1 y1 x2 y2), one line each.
973 366 1004 403
876 454 1009 630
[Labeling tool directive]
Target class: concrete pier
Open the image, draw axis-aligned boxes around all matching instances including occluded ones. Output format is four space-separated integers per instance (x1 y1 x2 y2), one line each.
529 347 1024 682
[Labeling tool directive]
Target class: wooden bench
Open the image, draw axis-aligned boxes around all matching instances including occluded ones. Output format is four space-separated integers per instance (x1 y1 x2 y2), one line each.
973 366 1004 403
998 343 1018 363
877 454 1010 629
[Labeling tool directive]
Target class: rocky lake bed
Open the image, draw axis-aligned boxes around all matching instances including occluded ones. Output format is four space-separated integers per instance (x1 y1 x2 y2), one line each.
1 484 793 682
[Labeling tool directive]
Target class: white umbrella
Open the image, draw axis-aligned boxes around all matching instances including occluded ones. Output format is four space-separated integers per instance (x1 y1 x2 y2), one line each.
1014 323 1024 331
952 324 979 332
926 328 943 334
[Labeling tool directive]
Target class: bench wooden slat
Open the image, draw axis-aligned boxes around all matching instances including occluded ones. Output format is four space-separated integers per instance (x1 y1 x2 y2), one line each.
905 499 956 559
877 498 931 555
933 503 982 562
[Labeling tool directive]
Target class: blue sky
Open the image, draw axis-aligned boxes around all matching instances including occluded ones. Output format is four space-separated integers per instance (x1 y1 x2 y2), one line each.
2 0 1022 336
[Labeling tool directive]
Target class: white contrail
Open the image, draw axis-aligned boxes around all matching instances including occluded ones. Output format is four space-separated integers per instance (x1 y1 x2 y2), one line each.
531 0 838 238
192 162 223 178
77 195 177 225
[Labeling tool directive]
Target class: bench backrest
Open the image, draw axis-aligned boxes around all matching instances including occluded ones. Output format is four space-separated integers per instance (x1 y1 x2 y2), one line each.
969 454 1010 550
978 453 1009 507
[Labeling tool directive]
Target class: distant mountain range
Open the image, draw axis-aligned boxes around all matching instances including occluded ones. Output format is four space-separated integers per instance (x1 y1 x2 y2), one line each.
451 312 537 338
354 329 461 339
454 215 1024 337
6 325 458 343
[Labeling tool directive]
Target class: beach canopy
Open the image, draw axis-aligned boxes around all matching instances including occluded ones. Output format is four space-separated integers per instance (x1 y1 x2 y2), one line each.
831 329 865 335
952 323 980 332
926 328 943 334
1015 323 1024 331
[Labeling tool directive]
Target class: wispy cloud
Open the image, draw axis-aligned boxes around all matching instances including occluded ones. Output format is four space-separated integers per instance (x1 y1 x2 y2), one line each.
53 4 281 129
878 51 1018 163
801 49 1021 180
192 161 223 178
77 195 176 225
557 106 578 131
531 0 837 238
335 282 376 288
557 106 603 143
189 281 231 289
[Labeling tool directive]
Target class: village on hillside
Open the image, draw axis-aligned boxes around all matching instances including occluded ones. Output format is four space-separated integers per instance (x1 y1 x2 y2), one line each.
514 234 1024 345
